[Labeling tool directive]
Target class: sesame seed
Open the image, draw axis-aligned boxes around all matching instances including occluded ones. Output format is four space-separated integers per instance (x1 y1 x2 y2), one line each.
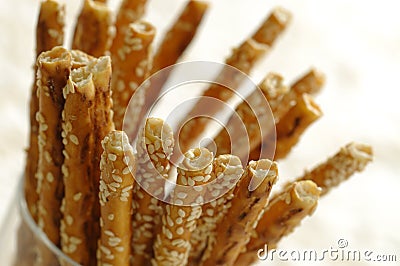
46 172 54 183
69 134 79 145
69 236 82 245
66 215 73 225
177 192 187 199
176 227 184 235
104 230 114 237
165 228 173 240
192 175 205 182
108 154 117 161
112 174 122 183
122 167 130 175
166 216 174 227
187 178 195 186
115 246 124 253
108 214 114 221
178 209 186 217
100 245 111 255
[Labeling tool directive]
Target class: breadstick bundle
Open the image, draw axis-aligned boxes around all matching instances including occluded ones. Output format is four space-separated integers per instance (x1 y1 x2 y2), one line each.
19 1 374 266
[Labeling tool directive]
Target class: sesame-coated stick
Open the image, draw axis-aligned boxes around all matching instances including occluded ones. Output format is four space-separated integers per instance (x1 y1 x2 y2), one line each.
274 93 322 160
35 46 71 266
249 69 325 160
151 0 209 74
189 154 244 265
113 0 147 36
250 93 322 161
131 118 174 265
72 0 114 57
36 0 65 57
235 180 320 265
25 0 65 222
210 73 288 161
110 21 155 131
297 142 373 195
200 159 278 266
98 131 136 266
86 55 115 263
177 7 292 153
249 93 322 161
19 4 65 265
138 1 209 129
59 68 95 265
274 68 325 124
152 147 214 266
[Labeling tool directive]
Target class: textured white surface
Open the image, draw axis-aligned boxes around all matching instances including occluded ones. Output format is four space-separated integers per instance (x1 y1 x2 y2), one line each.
0 0 399 265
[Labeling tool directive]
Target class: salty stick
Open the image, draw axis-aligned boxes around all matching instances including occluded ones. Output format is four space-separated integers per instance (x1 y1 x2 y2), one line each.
113 0 148 36
59 68 95 265
151 0 209 73
178 7 292 152
98 131 136 266
139 1 209 129
249 93 322 161
25 0 65 221
211 73 287 160
297 142 373 195
72 0 114 57
111 21 155 131
235 180 320 265
274 93 322 160
200 159 278 266
35 46 71 265
152 148 214 266
131 118 174 265
189 154 244 265
87 55 115 263
274 68 325 123
249 69 325 160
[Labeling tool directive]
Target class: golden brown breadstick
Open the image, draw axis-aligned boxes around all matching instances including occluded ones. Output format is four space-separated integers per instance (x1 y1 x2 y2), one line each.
131 118 174 265
249 70 325 161
59 68 95 265
201 159 278 266
274 68 325 123
114 0 147 35
72 0 114 57
19 4 65 266
86 55 115 262
177 7 292 153
35 46 71 265
110 21 156 131
138 1 209 129
98 131 136 266
152 147 214 266
274 93 322 159
297 142 373 195
25 0 65 222
189 154 244 265
151 0 209 73
211 73 287 160
249 93 322 161
36 0 65 57
235 180 320 265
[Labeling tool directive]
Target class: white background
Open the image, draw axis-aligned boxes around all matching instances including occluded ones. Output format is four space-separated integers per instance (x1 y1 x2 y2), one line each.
0 0 399 265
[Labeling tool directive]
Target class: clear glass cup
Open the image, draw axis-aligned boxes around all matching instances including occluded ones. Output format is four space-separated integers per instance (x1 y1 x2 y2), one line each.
0 177 79 266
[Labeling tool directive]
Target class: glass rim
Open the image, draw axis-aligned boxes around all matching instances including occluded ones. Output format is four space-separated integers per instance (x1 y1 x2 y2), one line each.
18 176 81 266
